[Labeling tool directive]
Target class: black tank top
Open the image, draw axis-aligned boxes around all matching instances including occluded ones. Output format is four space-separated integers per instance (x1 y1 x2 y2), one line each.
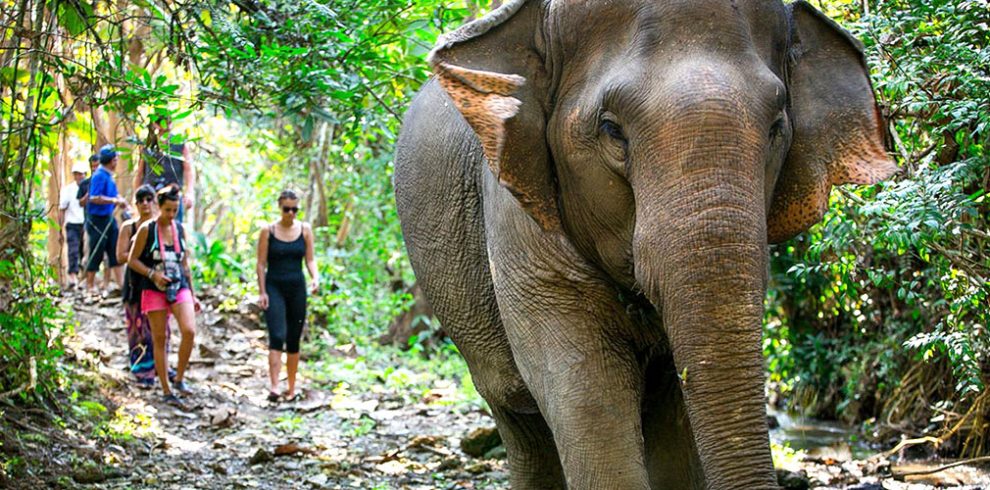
142 140 185 188
266 225 305 283
138 221 190 291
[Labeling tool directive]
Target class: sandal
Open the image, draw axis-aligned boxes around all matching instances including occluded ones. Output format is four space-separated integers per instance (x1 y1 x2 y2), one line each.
172 379 193 394
162 393 190 411
285 392 305 403
266 391 280 403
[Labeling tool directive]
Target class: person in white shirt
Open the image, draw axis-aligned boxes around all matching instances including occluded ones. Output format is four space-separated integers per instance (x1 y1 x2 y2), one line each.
59 161 89 287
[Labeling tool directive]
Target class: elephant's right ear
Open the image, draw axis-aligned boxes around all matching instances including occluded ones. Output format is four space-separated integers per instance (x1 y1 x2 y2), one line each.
767 1 898 243
428 0 559 231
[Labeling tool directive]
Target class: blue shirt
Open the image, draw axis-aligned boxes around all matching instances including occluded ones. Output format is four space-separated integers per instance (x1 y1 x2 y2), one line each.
87 166 118 216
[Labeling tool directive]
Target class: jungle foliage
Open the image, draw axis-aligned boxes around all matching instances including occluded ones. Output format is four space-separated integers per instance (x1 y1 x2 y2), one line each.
765 0 989 457
0 0 481 405
1 0 987 458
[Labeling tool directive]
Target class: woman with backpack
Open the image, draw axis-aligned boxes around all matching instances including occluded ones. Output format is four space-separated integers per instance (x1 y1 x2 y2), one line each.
127 184 200 408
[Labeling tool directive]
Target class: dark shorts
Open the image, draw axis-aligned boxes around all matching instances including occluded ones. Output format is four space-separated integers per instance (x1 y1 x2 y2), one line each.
85 213 119 272
65 223 84 274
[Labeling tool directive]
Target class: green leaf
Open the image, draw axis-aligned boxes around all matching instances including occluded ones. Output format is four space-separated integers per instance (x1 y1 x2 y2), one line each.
57 1 93 36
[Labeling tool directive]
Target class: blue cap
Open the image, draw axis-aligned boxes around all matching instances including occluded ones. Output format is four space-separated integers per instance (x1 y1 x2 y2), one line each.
89 153 99 162
99 144 117 164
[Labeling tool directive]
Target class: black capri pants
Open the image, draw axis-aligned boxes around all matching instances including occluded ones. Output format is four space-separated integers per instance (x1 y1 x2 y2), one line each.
264 277 307 353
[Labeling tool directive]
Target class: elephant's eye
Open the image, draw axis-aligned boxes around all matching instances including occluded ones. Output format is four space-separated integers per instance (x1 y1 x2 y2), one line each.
598 111 628 165
600 119 627 143
769 114 786 139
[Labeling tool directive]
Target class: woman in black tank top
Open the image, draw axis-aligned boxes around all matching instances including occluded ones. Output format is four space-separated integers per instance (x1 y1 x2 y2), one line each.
256 190 319 402
134 114 197 223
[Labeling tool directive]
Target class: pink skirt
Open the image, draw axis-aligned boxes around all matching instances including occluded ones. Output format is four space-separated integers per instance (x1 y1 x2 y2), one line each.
141 288 193 313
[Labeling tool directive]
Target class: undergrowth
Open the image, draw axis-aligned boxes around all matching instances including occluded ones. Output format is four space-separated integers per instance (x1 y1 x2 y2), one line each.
765 0 989 457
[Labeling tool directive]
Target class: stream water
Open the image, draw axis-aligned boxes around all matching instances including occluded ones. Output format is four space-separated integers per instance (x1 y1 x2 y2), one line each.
768 407 990 488
769 407 874 460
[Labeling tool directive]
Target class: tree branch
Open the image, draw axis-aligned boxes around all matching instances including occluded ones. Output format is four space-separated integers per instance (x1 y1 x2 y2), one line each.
893 456 990 479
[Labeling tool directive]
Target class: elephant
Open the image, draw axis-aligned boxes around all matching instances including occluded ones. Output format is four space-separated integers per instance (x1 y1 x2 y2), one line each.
393 0 897 488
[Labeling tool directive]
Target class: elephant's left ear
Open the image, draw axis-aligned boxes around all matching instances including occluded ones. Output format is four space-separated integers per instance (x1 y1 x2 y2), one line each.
767 1 898 243
428 0 560 231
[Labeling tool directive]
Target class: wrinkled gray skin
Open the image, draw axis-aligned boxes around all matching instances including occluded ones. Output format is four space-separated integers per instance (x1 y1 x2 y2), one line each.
394 0 896 488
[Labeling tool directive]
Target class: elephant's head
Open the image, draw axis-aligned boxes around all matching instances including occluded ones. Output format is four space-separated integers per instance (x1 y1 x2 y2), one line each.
430 0 896 485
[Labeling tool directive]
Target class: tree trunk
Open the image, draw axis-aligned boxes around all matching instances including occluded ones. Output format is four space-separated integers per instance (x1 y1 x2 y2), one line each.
91 20 147 203
46 27 78 284
313 123 331 228
46 123 68 284
1 0 46 263
0 0 31 80
305 127 318 222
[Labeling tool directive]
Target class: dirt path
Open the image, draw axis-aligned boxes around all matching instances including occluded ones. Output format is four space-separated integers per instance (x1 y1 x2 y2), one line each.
5 291 989 489
58 291 509 489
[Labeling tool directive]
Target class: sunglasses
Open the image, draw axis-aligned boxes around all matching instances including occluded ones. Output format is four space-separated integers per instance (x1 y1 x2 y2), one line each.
282 206 299 214
137 196 154 204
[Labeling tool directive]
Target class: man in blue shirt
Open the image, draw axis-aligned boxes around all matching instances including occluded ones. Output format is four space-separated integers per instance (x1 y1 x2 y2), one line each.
85 145 128 293
77 154 114 291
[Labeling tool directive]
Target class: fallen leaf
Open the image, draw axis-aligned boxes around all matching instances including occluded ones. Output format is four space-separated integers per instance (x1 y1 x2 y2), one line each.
408 435 443 449
274 443 318 457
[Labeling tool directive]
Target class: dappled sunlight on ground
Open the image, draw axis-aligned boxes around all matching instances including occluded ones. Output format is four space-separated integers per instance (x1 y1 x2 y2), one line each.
7 290 987 489
37 289 509 489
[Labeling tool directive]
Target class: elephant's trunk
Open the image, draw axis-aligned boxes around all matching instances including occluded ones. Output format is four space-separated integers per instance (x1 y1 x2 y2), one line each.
631 100 777 488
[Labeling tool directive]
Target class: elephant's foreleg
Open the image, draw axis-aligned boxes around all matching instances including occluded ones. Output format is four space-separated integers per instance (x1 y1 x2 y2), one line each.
491 406 566 489
486 244 648 481
503 310 650 489
484 173 652 488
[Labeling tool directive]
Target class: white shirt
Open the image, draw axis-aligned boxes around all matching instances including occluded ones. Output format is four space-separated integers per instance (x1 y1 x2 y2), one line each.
59 181 85 225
